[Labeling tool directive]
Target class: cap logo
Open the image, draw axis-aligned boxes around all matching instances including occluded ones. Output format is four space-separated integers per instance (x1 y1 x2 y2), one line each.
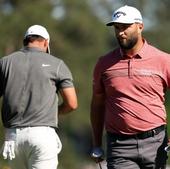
113 11 126 18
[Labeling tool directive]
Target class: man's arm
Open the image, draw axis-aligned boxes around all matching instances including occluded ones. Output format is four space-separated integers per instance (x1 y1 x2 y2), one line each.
0 61 4 97
58 87 78 115
90 93 105 147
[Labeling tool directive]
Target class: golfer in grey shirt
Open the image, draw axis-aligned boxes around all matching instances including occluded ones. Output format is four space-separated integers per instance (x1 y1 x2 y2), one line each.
0 25 78 169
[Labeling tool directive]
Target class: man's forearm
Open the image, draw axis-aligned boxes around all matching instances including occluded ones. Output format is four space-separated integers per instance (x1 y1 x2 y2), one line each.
90 94 105 147
58 87 78 115
58 102 75 115
91 110 104 147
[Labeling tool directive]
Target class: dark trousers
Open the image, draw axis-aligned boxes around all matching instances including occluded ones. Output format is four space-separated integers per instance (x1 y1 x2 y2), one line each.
106 128 168 169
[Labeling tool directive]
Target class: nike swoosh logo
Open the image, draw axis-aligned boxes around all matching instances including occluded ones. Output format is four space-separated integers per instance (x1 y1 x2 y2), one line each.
42 64 51 67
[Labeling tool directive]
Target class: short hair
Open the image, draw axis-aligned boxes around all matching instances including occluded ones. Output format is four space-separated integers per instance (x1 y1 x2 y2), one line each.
23 35 45 46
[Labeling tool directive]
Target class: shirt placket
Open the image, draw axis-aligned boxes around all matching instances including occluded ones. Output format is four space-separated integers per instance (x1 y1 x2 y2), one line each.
128 59 133 78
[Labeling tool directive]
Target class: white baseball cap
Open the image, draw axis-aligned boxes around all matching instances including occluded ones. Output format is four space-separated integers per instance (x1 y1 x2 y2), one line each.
24 25 50 54
106 5 143 26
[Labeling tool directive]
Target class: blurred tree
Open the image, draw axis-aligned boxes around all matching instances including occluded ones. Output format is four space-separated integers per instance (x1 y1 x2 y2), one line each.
0 0 110 168
0 0 170 168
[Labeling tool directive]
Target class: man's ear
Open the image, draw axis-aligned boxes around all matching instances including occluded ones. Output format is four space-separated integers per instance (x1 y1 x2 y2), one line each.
137 23 144 34
44 39 48 48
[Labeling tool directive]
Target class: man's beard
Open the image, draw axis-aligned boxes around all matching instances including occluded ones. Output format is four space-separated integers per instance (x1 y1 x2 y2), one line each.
117 36 138 50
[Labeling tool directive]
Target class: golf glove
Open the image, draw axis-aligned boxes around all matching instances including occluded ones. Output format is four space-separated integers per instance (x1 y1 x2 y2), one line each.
2 140 15 160
2 128 16 160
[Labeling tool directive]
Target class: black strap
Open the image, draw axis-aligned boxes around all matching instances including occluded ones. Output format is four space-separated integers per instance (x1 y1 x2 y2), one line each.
107 125 165 140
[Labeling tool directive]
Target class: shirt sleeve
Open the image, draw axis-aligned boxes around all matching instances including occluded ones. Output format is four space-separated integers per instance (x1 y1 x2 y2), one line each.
164 54 170 88
93 58 105 95
57 60 74 89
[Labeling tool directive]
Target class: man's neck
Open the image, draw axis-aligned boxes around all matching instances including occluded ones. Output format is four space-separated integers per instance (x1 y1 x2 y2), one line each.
121 38 144 58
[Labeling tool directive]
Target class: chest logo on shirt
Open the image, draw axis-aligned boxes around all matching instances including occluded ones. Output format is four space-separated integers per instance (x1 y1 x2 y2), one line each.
103 69 162 79
42 64 51 67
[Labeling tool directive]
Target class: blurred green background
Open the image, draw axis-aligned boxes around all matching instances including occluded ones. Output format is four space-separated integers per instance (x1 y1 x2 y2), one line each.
0 0 170 168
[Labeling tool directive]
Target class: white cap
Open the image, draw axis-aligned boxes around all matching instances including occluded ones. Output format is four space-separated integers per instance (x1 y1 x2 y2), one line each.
106 5 143 26
24 25 50 54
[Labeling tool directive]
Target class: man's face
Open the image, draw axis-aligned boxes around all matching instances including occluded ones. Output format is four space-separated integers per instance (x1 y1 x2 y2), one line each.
113 23 143 50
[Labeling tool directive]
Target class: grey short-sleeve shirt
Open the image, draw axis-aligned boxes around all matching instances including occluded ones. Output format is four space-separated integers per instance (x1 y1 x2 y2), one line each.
0 47 74 128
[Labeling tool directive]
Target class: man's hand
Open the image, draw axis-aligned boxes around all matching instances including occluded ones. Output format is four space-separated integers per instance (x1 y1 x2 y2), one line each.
2 140 15 160
91 147 104 163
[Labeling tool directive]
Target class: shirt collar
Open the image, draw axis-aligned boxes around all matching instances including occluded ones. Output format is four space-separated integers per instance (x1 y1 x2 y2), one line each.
119 39 148 59
137 39 149 58
21 47 44 53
